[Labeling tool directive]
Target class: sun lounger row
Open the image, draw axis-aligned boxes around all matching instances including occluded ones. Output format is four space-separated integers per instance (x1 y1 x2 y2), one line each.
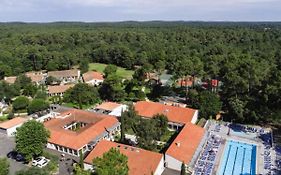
194 134 222 175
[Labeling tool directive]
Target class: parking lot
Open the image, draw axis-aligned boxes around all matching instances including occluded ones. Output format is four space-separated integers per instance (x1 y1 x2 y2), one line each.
45 148 77 175
0 133 27 175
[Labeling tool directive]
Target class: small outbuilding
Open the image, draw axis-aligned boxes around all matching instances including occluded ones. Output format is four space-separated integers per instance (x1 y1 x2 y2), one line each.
0 117 28 137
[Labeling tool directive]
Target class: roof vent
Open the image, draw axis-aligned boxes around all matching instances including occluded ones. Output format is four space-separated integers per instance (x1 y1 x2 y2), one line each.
164 109 169 113
176 142 181 147
136 149 140 153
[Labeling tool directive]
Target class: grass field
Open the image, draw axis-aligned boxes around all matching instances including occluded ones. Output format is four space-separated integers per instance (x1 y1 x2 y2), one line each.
88 63 134 79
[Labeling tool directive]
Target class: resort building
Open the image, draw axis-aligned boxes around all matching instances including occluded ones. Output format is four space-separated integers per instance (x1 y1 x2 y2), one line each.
47 84 74 97
134 101 198 130
44 109 120 157
25 71 46 85
84 140 165 175
165 123 205 171
3 76 17 84
82 71 104 86
0 117 29 137
48 69 81 84
91 102 127 117
176 76 194 88
4 71 46 85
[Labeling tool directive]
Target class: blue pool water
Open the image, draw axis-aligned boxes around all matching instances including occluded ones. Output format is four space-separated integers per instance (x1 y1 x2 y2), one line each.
218 140 257 175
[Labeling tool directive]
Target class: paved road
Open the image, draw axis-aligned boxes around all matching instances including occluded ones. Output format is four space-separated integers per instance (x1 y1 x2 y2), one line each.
0 134 27 175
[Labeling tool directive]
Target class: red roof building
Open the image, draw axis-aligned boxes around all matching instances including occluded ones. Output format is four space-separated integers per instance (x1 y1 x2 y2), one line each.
82 71 104 86
134 101 198 130
165 123 205 171
3 76 17 84
0 117 29 136
84 140 165 175
47 84 74 97
44 109 120 157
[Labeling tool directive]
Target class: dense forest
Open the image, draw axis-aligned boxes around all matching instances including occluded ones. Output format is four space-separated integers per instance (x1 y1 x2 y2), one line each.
0 22 281 125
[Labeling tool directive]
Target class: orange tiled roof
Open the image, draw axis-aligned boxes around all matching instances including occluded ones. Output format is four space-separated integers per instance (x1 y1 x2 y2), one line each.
82 71 104 82
84 140 163 175
48 69 79 78
4 72 44 84
0 117 28 129
47 84 74 94
27 74 44 83
95 102 122 111
134 101 196 124
166 123 205 163
4 76 17 84
44 109 119 150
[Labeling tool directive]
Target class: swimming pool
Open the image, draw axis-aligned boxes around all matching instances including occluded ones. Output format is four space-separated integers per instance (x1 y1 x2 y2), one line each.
218 140 257 175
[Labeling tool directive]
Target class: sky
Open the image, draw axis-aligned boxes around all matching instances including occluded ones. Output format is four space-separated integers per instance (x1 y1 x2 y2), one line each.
0 0 280 22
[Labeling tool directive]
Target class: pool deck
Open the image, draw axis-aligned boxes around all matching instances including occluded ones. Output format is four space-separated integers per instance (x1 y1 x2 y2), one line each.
206 121 275 175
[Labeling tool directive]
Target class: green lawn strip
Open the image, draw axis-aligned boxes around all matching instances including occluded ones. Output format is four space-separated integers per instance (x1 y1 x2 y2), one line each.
197 118 207 127
63 102 94 110
89 63 133 79
0 114 8 122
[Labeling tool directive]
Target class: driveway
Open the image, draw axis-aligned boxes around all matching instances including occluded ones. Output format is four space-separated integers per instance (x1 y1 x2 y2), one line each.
0 134 27 175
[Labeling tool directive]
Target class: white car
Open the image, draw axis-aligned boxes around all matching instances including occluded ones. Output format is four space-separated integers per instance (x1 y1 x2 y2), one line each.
32 156 50 168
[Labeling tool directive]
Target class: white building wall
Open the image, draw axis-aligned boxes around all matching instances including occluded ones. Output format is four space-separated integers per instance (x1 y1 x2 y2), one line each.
154 156 165 175
84 163 93 171
191 110 199 124
86 79 103 86
109 105 128 117
46 143 57 150
6 123 25 137
165 154 182 171
35 112 59 123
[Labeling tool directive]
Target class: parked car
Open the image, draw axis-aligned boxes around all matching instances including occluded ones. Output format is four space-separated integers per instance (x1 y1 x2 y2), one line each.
32 156 50 168
7 151 18 159
7 151 26 162
15 153 26 162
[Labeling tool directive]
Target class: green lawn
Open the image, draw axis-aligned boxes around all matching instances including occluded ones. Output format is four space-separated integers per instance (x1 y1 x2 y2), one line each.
88 63 134 79
63 102 94 110
0 114 8 122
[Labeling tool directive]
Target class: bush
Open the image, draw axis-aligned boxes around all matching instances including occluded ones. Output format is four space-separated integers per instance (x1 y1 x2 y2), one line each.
0 158 9 175
12 96 29 112
7 112 14 120
27 99 49 114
